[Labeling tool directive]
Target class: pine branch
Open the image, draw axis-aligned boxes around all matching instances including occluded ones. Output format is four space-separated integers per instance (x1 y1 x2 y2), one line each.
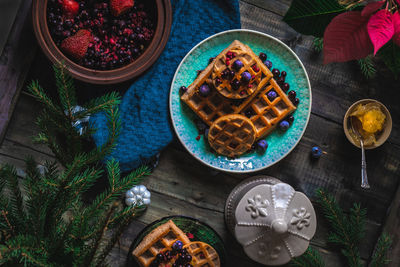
0 210 14 238
50 220 73 263
51 169 102 229
369 232 392 267
86 164 149 218
4 235 50 266
0 64 149 266
348 203 366 242
32 132 49 144
109 206 139 227
24 158 48 238
51 168 102 230
358 55 376 79
82 92 121 117
290 246 325 267
20 251 49 267
28 81 63 116
85 107 121 166
0 166 6 192
106 159 121 191
317 189 364 267
64 167 101 191
83 204 116 267
313 37 324 52
3 165 26 234
92 207 138 267
53 64 77 120
30 64 121 168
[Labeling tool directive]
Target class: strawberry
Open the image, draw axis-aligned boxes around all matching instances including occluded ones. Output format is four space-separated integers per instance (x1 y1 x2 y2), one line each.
60 30 92 60
110 0 134 17
61 0 79 18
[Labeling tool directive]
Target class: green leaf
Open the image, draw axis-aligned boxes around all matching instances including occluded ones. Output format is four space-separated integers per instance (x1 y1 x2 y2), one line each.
283 0 347 37
378 41 400 78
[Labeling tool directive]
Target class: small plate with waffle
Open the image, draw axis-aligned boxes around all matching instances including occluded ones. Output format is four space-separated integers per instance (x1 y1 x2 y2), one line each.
170 30 311 173
127 216 225 267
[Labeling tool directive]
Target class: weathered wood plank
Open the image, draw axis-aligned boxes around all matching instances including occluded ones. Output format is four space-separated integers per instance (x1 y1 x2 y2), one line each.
0 138 55 165
0 0 23 55
0 0 36 145
241 0 291 17
4 93 54 156
0 154 28 177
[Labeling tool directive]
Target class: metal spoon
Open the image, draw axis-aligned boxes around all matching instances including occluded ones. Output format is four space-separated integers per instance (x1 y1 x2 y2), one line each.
350 116 370 189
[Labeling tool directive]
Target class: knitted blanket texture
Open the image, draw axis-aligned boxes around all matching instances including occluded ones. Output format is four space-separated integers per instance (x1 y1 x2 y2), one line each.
91 0 240 172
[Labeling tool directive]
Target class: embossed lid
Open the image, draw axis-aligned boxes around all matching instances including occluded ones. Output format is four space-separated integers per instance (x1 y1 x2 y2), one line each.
234 183 316 266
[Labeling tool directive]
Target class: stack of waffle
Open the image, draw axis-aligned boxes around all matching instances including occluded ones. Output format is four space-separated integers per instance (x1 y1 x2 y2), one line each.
181 40 296 157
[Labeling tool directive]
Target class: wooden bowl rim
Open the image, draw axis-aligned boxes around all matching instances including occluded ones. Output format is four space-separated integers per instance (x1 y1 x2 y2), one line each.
32 0 172 84
343 99 392 149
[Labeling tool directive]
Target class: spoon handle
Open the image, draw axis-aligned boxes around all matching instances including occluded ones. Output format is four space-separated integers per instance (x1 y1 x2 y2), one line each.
360 141 370 189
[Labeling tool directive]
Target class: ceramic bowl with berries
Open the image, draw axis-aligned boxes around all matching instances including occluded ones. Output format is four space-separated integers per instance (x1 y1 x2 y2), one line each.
32 0 172 84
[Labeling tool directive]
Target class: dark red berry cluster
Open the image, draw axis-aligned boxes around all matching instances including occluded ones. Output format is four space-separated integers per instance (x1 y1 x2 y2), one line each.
260 52 299 107
224 50 237 66
150 241 193 267
47 0 155 70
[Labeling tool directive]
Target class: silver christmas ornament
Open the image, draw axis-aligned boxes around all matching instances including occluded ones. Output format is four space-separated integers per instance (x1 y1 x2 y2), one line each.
225 176 317 266
125 185 151 206
65 105 90 135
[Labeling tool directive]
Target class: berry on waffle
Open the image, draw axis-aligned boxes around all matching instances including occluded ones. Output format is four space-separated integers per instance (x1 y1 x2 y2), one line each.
183 241 220 267
211 40 273 100
133 220 191 267
241 79 296 139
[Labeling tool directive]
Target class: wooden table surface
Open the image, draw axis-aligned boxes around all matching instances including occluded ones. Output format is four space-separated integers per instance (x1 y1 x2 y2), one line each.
1 1 399 266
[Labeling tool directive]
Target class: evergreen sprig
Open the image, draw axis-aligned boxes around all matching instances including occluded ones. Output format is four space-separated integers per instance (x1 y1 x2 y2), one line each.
0 158 149 266
369 233 392 267
358 56 377 79
313 37 324 53
290 190 392 267
28 63 121 167
290 246 325 267
0 65 150 266
316 189 365 267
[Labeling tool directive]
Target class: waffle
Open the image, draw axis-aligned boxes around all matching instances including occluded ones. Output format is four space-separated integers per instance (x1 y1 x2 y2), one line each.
183 241 220 267
208 114 256 157
132 220 191 267
212 40 273 99
241 78 296 139
181 40 272 126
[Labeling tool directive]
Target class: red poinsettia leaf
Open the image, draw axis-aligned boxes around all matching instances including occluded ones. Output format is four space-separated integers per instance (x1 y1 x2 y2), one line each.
393 12 400 46
323 11 373 64
362 0 385 17
367 10 395 54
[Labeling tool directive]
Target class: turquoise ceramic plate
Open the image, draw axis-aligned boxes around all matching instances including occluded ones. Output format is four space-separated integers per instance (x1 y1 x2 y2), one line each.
170 29 311 173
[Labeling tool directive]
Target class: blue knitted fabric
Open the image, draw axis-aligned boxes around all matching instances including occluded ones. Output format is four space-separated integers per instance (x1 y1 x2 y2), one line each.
91 0 240 172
